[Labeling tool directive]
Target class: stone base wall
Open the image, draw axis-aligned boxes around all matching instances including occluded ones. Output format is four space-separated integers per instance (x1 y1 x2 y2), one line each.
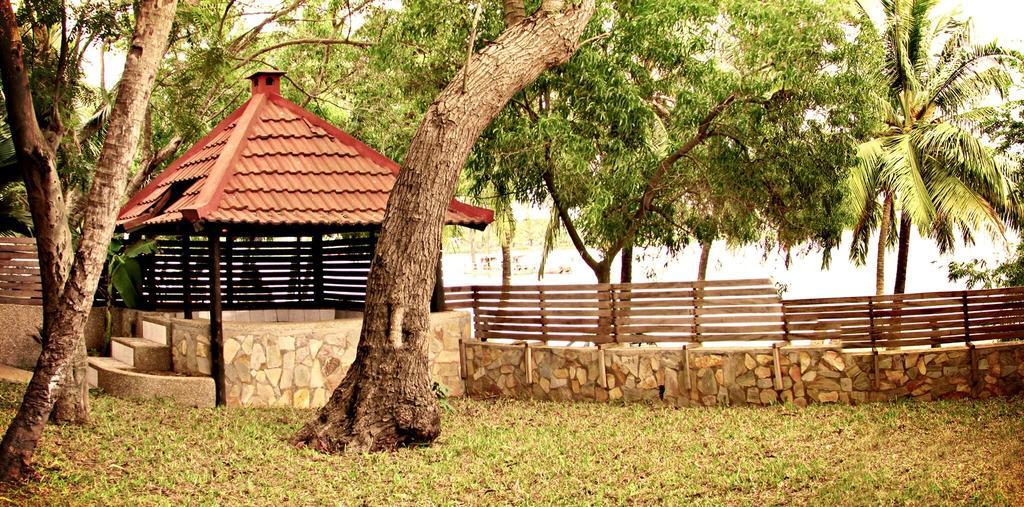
465 340 1024 407
0 305 117 369
165 310 470 408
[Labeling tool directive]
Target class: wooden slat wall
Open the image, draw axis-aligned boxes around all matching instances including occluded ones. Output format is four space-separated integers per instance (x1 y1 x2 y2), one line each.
143 234 375 310
783 287 1024 348
0 237 42 305
447 281 1024 348
449 279 785 344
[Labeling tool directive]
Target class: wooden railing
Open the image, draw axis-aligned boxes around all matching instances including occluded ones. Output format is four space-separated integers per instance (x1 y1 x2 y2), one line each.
446 279 791 344
143 235 375 311
446 280 1024 348
0 237 42 305
0 234 376 310
784 287 1024 349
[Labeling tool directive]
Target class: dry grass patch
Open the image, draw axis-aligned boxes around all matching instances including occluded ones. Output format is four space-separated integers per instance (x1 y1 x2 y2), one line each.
0 381 1021 505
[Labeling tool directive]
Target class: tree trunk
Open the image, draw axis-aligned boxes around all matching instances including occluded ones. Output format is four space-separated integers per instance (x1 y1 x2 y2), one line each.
49 339 89 424
894 211 911 294
620 242 632 283
0 0 177 482
697 240 711 281
594 262 611 284
875 194 893 296
501 240 512 285
291 1 594 454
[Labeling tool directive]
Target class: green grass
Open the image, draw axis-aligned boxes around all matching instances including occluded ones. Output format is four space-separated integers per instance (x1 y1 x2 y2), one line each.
0 382 1022 506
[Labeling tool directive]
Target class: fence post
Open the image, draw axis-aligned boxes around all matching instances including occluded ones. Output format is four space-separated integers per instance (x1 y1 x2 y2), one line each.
539 286 548 342
693 283 704 343
772 342 784 391
610 284 620 344
459 338 467 380
523 341 533 384
869 297 880 391
682 343 691 391
472 286 484 342
963 292 977 394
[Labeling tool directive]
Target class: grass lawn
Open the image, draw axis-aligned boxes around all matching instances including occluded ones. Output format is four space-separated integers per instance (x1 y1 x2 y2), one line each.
0 382 1022 506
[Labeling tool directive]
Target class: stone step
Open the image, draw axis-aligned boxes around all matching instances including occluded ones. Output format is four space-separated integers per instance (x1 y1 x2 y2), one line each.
111 336 172 371
87 357 131 389
87 357 214 408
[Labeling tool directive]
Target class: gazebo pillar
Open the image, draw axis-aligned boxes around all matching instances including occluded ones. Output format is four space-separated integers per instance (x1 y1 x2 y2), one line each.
313 234 324 305
209 233 226 406
182 234 192 319
430 249 446 312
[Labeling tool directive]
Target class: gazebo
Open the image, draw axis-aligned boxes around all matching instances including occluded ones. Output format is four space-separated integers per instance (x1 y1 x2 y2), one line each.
117 70 492 403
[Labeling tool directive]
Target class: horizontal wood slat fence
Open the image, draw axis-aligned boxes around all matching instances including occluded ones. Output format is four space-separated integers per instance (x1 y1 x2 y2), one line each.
143 234 375 311
784 287 1024 349
0 235 376 310
0 237 42 305
445 279 1024 349
446 279 791 344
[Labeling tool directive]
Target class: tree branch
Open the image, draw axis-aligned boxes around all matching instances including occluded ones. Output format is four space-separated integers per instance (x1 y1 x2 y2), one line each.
607 91 739 256
541 145 602 271
233 37 372 71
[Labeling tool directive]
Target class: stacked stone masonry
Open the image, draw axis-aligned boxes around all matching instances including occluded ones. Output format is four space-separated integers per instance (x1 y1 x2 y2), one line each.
465 340 1024 406
152 310 469 408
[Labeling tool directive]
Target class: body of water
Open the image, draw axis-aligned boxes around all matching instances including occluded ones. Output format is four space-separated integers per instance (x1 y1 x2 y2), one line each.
443 231 1015 299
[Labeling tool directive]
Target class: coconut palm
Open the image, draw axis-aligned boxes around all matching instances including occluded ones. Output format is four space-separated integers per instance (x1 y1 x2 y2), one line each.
849 0 1022 295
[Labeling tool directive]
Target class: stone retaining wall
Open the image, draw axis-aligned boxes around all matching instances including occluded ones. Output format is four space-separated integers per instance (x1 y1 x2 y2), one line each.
167 311 470 407
0 304 116 369
464 340 1024 406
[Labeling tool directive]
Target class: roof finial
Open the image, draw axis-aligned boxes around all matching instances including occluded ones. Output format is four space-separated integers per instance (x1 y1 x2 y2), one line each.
247 70 286 95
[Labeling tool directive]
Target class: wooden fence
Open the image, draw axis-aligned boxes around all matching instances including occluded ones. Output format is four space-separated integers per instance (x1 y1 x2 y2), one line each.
0 237 42 305
0 235 375 310
445 279 799 344
783 287 1024 349
446 280 1024 348
142 234 375 311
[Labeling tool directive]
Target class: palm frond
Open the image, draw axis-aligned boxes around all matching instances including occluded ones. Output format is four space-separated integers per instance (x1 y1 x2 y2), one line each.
926 42 1020 115
537 202 562 280
882 135 936 226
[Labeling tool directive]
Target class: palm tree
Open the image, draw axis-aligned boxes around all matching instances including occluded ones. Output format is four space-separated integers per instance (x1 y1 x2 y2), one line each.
850 0 1022 295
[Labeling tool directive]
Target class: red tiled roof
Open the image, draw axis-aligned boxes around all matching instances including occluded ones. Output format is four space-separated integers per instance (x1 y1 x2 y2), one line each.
118 72 493 232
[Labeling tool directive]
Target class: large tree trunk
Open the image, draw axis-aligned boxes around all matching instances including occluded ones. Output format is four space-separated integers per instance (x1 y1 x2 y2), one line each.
49 339 89 424
697 240 711 281
0 0 176 482
875 194 893 296
620 242 632 283
292 1 594 454
893 211 911 294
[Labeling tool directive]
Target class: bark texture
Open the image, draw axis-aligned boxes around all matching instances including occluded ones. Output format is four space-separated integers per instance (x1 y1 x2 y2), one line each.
893 211 911 294
875 193 893 296
619 242 632 283
501 240 512 286
0 0 177 482
697 240 711 281
292 1 595 453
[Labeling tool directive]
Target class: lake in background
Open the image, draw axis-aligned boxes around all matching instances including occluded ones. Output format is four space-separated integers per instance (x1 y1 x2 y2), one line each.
443 230 1016 299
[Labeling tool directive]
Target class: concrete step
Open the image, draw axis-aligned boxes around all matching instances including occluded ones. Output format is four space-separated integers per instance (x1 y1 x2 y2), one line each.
87 357 130 388
111 336 171 371
87 357 214 408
